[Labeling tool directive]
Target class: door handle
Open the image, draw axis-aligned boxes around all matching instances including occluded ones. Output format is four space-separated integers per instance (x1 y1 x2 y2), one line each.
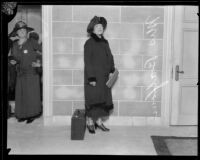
177 71 184 74
175 65 184 81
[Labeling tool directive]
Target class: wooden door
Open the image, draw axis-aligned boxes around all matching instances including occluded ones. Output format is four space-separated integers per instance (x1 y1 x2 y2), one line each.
171 6 198 125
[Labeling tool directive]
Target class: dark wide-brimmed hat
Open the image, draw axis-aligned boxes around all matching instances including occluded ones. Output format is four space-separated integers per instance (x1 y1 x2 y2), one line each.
87 16 107 34
9 21 34 37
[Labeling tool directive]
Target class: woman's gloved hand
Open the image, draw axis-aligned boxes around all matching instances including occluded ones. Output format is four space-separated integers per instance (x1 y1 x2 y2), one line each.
10 60 17 65
32 60 41 67
109 73 113 79
89 81 96 86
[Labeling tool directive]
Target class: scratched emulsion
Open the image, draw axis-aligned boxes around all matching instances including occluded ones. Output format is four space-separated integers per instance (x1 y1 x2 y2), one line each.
144 16 168 117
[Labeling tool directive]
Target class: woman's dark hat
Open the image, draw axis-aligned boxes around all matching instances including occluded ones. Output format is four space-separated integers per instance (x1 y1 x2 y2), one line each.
9 21 34 37
87 16 107 34
29 32 39 41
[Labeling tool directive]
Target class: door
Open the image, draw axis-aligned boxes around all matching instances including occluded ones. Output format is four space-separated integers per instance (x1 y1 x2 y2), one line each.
171 6 198 125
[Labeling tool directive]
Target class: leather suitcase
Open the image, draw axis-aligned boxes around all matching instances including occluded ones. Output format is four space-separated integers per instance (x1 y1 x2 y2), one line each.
71 109 86 140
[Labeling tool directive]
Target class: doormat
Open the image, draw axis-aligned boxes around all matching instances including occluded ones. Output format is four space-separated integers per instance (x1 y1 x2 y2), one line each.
151 136 197 155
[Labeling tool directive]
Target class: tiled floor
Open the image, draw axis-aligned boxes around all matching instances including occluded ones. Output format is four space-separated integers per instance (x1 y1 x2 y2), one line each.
7 117 197 155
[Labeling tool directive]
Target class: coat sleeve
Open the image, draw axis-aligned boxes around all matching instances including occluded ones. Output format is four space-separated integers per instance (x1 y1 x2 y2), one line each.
10 43 21 73
84 40 96 82
35 53 42 74
106 42 115 73
33 41 42 74
10 43 20 63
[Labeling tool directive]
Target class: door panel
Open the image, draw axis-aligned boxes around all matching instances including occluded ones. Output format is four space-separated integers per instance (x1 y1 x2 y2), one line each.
171 6 198 125
180 86 197 114
181 31 198 78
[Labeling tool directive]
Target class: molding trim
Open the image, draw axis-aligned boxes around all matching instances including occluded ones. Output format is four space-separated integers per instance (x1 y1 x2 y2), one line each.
161 6 173 126
42 6 53 119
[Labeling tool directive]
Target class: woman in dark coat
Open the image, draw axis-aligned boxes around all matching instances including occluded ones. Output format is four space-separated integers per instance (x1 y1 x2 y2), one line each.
84 16 115 133
9 21 42 123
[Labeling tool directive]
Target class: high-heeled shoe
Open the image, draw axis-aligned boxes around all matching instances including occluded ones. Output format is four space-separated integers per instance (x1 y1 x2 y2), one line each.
87 125 95 134
95 123 110 131
26 118 35 124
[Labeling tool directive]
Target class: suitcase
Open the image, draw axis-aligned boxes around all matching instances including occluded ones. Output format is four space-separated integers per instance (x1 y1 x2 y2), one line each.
71 109 86 140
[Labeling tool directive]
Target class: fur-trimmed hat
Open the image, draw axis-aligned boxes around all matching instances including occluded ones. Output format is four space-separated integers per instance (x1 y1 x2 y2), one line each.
87 16 107 34
9 21 34 37
29 32 39 41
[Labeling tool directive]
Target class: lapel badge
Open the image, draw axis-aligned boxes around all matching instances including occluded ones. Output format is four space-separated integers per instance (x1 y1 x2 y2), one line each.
23 49 28 54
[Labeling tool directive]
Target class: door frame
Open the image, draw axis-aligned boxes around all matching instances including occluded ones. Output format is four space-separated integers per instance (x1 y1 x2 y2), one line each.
41 5 175 126
160 6 174 126
42 6 53 124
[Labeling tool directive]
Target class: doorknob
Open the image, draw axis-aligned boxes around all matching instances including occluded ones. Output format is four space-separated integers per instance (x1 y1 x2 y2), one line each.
175 65 184 81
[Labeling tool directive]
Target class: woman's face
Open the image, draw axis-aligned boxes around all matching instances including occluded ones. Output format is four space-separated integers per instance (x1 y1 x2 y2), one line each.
93 24 104 35
17 28 27 38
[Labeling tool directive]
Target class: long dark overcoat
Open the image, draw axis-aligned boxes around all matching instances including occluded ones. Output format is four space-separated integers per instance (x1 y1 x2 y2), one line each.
12 38 42 119
84 33 115 119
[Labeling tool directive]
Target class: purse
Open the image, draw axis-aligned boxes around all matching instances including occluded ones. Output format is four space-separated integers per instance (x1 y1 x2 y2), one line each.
106 68 119 88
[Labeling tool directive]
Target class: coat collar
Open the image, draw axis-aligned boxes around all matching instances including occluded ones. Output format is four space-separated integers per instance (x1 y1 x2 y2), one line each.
91 33 108 43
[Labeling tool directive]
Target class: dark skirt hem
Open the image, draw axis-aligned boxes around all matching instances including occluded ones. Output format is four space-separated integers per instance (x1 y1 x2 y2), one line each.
85 103 113 122
15 111 42 120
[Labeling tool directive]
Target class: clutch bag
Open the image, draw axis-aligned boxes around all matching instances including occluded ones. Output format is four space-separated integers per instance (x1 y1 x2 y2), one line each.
106 68 119 88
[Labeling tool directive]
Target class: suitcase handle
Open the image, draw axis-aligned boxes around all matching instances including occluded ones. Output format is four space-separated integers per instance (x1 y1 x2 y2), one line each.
74 109 85 117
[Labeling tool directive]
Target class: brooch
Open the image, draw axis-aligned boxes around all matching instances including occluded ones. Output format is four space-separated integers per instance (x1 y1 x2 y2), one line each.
23 50 28 54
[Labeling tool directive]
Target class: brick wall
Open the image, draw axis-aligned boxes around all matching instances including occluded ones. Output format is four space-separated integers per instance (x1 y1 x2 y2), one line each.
51 5 164 118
